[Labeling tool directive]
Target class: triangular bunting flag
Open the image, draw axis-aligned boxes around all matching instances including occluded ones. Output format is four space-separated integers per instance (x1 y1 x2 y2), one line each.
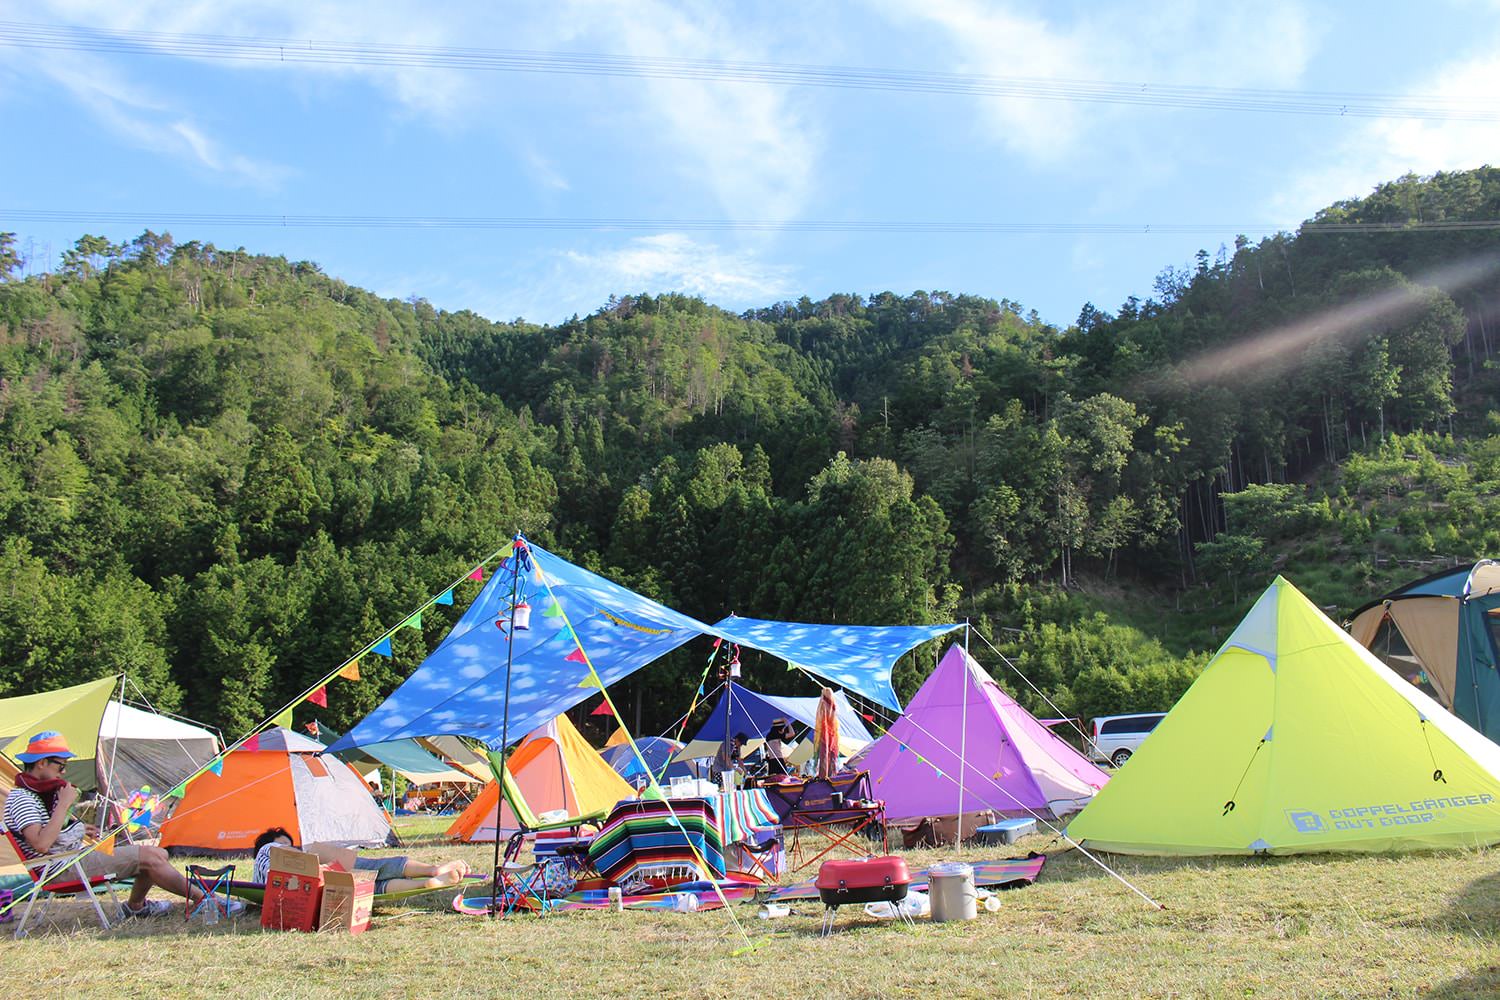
241 734 261 753
534 567 550 585
543 599 564 618
272 706 293 729
435 589 454 606
309 686 328 708
94 832 116 855
467 567 485 582
207 758 224 777
565 647 588 664
371 636 393 657
167 781 188 799
403 613 422 630
591 701 614 717
500 541 515 559
339 659 361 681
577 674 602 689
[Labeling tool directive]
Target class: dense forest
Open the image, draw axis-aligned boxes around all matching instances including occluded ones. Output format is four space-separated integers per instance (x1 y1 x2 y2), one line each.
3 167 1499 740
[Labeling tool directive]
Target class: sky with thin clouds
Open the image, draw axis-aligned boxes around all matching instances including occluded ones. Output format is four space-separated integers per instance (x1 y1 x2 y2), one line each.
3 1 1498 326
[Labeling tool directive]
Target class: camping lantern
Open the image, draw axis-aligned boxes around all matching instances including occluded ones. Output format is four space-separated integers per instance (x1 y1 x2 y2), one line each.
511 602 532 631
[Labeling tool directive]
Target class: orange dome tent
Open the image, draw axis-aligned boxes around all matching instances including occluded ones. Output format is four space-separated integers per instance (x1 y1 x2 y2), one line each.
160 728 391 855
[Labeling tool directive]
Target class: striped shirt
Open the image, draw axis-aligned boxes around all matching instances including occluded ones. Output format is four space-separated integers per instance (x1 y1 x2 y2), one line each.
252 843 276 884
3 786 84 860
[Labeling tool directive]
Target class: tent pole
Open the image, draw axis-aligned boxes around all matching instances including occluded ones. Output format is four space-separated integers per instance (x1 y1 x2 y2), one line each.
956 623 970 852
491 536 523 917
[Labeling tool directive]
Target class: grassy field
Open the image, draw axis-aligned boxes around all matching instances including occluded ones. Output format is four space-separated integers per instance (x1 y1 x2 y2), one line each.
2 817 1496 1000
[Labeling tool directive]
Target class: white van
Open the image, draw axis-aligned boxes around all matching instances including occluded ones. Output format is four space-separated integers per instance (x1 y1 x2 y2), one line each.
1087 713 1167 767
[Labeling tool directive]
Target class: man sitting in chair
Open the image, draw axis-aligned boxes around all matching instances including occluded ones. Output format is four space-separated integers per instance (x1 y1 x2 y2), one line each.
2 731 244 919
251 827 471 894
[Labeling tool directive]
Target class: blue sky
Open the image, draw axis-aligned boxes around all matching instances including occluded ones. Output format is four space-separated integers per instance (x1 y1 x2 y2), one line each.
4 1 1499 328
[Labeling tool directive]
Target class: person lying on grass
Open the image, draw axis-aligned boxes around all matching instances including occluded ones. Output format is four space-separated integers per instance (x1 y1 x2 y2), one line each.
250 827 471 893
2 730 245 919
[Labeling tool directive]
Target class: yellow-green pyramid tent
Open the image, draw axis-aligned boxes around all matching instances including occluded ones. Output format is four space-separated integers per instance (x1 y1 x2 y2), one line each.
1068 577 1500 855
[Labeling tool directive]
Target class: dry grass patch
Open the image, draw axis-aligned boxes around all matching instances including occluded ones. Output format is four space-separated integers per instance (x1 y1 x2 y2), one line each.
1 821 1496 999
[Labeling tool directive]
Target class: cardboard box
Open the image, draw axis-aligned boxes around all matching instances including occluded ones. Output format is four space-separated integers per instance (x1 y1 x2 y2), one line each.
261 845 324 932
318 867 375 934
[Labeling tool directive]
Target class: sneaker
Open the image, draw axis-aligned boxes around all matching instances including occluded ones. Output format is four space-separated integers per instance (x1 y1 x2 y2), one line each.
118 899 174 919
224 898 247 918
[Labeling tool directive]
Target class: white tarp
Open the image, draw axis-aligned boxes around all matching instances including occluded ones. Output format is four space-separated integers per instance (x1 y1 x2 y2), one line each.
97 702 220 811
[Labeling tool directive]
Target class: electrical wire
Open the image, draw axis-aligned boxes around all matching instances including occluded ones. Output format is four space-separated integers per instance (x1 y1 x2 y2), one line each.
2 20 1497 122
6 208 1500 236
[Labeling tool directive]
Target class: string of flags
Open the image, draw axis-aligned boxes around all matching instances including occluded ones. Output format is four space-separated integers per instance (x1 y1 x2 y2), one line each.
162 545 508 804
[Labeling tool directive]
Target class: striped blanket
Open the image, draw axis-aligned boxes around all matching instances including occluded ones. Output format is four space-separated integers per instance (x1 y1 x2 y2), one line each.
587 800 725 886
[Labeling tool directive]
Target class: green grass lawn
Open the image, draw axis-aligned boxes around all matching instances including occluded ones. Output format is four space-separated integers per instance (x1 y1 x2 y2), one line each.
4 817 1497 1000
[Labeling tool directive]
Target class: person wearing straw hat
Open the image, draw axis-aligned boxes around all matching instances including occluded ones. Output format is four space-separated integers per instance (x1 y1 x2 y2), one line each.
3 731 243 919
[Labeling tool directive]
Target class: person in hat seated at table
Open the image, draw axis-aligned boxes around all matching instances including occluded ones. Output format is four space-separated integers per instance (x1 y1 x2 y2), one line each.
250 827 471 894
2 731 244 919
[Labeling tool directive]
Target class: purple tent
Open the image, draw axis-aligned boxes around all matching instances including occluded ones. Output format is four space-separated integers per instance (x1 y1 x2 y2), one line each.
860 645 1108 831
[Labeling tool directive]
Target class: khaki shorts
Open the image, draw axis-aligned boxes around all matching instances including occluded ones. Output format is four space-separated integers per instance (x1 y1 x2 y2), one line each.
71 845 142 882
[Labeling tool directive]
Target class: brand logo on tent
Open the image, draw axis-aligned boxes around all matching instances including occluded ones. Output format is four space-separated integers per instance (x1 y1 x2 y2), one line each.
1286 810 1324 834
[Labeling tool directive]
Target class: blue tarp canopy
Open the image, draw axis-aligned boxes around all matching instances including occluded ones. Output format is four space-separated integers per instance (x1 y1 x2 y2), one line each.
328 540 714 753
328 538 962 752
710 615 964 711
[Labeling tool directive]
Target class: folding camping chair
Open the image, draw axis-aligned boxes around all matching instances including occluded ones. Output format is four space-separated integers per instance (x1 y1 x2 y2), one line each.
184 863 235 922
483 756 605 916
3 830 123 938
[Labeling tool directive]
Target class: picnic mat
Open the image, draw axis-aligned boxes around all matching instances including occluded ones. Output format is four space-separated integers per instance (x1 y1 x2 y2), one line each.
763 853 1047 902
452 880 760 916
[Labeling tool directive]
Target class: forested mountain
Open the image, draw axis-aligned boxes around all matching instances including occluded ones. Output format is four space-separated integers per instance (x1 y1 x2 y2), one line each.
2 167 1498 738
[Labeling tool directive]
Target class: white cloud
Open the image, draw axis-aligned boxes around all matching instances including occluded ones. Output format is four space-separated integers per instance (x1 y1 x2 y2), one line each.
21 1 822 217
556 0 820 220
1269 52 1500 222
6 38 290 189
367 233 794 324
562 233 794 301
521 146 571 192
871 0 1316 165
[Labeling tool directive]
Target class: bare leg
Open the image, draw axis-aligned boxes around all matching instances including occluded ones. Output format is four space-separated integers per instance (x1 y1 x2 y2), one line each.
380 872 462 894
400 859 470 879
130 846 202 907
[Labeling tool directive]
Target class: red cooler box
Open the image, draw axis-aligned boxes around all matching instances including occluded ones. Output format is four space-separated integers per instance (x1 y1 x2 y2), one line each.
815 855 911 907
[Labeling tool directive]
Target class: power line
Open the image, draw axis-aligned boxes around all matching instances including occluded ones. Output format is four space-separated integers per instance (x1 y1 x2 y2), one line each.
3 19 1498 123
5 208 1500 236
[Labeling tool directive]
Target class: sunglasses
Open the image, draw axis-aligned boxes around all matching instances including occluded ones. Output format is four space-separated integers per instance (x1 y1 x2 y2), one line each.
43 758 68 769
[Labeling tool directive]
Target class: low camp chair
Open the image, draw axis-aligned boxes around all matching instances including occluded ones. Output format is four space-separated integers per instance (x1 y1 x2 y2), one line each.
2 830 122 938
184 863 236 923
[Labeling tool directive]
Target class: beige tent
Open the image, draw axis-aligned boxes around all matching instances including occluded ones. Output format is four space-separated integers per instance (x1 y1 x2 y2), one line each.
1349 561 1500 745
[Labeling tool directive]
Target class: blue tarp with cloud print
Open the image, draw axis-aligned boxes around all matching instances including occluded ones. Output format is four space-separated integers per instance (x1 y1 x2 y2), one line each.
328 539 959 751
708 615 963 712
